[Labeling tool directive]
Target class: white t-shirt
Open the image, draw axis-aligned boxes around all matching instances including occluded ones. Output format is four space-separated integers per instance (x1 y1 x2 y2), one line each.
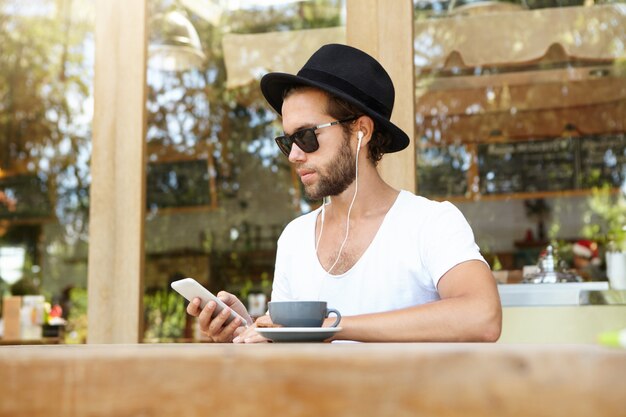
271 190 486 316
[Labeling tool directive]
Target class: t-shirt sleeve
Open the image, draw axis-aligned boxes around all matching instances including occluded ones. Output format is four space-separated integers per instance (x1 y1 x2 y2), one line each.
421 201 487 287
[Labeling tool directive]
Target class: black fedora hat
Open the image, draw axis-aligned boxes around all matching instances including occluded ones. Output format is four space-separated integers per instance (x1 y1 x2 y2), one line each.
260 43 409 153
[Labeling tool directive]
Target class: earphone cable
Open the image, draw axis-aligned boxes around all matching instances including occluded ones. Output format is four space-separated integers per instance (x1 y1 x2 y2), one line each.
325 134 361 275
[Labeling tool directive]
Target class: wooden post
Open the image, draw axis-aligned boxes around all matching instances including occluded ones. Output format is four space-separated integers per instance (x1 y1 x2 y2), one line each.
347 0 416 193
88 0 148 343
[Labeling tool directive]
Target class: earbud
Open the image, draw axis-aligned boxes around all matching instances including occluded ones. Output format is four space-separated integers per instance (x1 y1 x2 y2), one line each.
357 131 363 140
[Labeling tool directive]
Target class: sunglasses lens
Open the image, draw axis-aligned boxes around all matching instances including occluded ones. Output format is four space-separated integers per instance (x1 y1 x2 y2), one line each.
275 128 323 156
275 136 292 156
294 129 319 153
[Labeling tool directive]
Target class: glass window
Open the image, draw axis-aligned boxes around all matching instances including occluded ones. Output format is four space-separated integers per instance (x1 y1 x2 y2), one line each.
143 0 346 342
0 0 94 342
414 0 626 273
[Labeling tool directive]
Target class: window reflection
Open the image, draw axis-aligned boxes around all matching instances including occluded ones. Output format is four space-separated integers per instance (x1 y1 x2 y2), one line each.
143 0 345 342
0 0 94 343
414 0 626 272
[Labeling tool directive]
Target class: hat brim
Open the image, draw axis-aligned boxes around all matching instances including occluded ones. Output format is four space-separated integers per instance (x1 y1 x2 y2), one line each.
260 72 409 154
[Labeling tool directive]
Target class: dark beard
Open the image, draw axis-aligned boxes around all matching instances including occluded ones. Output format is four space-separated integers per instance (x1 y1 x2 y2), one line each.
304 136 356 200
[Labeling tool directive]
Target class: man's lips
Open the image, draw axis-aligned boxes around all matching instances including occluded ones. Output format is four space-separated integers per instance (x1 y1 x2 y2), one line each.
297 168 316 184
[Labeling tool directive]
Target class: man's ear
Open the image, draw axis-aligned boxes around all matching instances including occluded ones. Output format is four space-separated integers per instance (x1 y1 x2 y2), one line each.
355 115 375 146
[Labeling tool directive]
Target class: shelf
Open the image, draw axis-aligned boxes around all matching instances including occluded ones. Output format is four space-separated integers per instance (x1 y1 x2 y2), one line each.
430 188 615 203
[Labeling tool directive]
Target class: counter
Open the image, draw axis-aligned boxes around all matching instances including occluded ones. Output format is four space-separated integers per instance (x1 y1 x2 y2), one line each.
1 343 625 417
498 282 612 307
501 305 626 343
498 282 626 343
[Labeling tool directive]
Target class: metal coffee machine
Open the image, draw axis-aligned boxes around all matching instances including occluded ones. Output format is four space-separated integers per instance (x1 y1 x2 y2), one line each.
523 244 581 283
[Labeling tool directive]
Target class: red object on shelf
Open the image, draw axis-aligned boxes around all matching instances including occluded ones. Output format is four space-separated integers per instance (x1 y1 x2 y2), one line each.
524 228 534 242
49 304 63 318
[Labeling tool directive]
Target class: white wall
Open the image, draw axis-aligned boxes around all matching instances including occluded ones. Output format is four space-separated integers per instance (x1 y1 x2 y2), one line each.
456 195 592 253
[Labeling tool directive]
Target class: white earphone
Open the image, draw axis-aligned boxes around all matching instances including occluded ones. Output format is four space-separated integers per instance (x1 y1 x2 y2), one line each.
316 130 363 277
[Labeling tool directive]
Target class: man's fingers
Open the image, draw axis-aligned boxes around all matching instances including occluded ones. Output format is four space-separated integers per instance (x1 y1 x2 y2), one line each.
213 316 243 343
226 316 245 333
207 305 232 334
231 324 269 344
197 301 217 331
242 333 270 344
217 291 237 307
186 292 248 344
186 298 202 316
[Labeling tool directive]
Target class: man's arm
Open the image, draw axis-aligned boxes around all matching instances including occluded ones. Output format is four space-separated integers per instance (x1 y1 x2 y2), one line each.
330 260 502 342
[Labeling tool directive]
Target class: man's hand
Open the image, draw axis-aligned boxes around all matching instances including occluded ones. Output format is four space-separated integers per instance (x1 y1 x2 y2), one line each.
232 315 272 344
186 291 252 343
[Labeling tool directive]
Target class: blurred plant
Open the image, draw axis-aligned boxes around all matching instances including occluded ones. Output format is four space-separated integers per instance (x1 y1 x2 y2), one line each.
491 255 503 271
555 240 574 266
143 289 187 342
0 277 7 314
64 287 88 344
239 271 272 301
582 185 626 251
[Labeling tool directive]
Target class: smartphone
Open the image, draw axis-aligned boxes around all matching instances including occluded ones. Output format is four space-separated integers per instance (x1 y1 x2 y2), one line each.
171 278 248 327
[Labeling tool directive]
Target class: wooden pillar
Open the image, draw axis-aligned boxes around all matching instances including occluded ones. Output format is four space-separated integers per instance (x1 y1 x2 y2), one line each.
88 0 148 343
347 0 416 193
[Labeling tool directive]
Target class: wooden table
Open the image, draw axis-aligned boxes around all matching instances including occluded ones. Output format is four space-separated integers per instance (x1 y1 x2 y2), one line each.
1 343 624 417
0 338 62 346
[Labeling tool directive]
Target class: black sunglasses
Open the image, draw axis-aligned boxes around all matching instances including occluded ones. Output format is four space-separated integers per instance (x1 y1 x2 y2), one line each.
274 116 359 157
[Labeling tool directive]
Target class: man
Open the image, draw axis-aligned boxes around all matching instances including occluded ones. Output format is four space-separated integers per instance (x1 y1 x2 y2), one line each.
187 44 502 343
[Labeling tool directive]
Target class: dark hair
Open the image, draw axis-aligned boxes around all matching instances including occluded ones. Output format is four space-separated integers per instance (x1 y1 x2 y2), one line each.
283 86 391 164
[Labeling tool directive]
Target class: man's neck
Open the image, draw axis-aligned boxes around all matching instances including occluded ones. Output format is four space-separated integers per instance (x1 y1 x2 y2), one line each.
326 164 399 219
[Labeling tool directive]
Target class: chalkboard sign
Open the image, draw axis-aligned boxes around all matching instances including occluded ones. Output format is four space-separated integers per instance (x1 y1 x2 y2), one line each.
478 138 576 194
417 145 469 197
417 134 626 198
146 159 212 209
579 134 626 188
0 175 52 219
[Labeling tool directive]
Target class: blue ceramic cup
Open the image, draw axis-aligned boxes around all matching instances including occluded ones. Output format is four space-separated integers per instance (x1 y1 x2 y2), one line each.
268 301 341 327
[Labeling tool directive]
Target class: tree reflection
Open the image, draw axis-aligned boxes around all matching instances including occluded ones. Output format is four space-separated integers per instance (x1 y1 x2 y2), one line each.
143 0 344 335
0 0 93 296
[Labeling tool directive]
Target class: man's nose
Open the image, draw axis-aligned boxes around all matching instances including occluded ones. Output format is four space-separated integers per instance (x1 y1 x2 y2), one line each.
288 143 306 163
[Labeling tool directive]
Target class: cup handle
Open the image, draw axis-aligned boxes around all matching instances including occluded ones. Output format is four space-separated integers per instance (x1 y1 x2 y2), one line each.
325 308 341 327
